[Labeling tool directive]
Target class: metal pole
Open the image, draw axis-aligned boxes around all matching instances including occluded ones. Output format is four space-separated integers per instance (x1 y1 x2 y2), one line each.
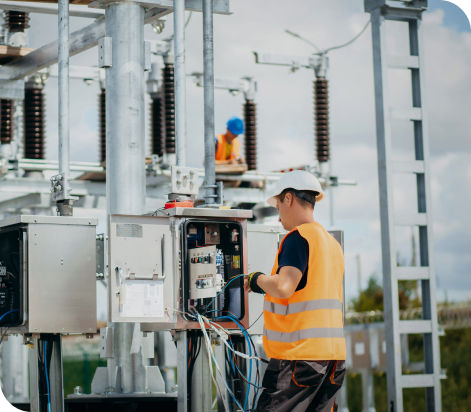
29 3 70 410
176 331 188 412
203 0 216 204
105 1 146 393
29 335 64 412
191 335 212 412
58 0 71 202
173 0 186 166
0 335 29 404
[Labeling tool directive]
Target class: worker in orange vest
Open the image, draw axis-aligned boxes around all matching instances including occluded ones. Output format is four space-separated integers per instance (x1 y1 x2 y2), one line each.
246 170 346 412
215 116 245 165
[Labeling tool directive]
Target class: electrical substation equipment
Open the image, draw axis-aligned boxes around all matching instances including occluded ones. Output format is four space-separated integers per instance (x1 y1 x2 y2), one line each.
0 215 97 334
108 207 252 331
253 52 331 165
3 10 30 48
24 75 46 160
191 74 259 170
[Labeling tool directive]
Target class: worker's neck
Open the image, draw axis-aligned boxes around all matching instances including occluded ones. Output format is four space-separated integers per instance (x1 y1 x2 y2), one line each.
291 208 315 228
225 131 236 143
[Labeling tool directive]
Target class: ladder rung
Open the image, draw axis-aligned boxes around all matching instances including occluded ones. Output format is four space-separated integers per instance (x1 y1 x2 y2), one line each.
395 213 427 226
401 374 435 388
391 107 422 121
395 266 430 280
388 55 420 69
392 160 424 174
399 320 432 334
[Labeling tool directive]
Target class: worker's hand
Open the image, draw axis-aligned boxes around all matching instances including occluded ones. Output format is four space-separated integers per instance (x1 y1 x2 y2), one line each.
247 272 265 294
244 277 252 293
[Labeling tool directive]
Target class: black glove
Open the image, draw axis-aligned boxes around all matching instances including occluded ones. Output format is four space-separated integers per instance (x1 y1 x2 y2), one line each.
247 272 265 294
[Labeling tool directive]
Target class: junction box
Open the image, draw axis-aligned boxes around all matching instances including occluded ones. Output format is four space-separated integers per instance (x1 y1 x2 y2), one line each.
108 208 251 331
0 215 97 334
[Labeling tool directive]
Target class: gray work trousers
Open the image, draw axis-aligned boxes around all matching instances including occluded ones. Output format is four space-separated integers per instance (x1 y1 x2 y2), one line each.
256 359 346 412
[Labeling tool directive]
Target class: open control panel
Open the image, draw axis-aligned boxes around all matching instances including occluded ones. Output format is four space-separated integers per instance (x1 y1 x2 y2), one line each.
182 220 245 322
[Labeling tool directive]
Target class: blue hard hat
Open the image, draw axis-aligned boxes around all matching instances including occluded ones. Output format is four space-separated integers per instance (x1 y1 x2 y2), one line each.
226 116 244 135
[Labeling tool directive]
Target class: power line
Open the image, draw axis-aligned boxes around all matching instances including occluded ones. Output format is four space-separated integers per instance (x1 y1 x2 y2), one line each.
285 18 371 55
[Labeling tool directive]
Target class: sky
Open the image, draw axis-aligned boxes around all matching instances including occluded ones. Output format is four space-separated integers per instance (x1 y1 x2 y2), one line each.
23 0 471 304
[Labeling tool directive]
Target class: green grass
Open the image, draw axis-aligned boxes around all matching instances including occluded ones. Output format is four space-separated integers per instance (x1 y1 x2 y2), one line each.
63 356 106 396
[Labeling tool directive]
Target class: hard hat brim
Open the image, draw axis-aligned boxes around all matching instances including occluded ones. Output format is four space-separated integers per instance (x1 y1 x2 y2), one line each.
266 191 324 208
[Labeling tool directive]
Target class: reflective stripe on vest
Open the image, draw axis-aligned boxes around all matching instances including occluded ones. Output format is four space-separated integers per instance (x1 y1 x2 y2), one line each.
264 327 344 343
263 222 346 361
264 298 343 316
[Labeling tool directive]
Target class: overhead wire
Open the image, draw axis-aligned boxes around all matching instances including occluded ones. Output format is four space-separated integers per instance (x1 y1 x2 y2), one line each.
285 18 371 55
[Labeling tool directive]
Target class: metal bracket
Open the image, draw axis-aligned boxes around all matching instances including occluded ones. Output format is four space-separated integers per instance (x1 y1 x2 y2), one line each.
171 165 199 196
144 41 151 72
50 174 78 203
364 0 427 13
98 36 112 68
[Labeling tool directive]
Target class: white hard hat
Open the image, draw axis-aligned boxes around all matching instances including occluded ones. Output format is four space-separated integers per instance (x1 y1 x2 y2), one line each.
267 170 324 207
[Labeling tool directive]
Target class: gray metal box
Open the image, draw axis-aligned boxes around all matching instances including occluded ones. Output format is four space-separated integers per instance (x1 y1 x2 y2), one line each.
108 214 175 326
0 215 97 334
110 208 252 330
247 224 284 335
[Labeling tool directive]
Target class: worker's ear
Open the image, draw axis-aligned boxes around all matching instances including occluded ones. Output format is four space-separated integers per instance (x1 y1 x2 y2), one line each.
285 192 294 206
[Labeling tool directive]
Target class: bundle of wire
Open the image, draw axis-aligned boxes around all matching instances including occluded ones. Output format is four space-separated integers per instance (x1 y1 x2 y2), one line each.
37 340 52 412
182 274 265 410
194 311 264 412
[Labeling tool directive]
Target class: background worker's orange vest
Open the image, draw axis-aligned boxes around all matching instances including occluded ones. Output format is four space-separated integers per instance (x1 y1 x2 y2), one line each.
215 134 241 161
263 222 346 361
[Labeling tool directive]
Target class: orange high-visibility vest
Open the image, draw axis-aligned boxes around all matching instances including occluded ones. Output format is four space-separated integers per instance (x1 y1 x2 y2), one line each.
215 134 241 161
263 222 346 360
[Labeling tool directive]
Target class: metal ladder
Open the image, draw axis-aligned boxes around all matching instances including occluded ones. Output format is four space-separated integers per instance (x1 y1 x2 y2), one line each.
364 1 442 411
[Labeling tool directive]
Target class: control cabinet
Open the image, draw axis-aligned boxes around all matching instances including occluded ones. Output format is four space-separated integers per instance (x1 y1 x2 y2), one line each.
181 219 245 323
0 215 97 334
109 208 251 330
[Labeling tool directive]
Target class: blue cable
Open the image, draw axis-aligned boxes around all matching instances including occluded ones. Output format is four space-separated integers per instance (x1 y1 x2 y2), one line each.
204 274 247 312
0 309 18 322
216 315 253 412
44 341 51 412
221 314 263 411
225 338 263 390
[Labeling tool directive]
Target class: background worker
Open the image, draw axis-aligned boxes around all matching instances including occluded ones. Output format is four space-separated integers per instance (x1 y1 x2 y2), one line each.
245 170 346 412
215 116 246 165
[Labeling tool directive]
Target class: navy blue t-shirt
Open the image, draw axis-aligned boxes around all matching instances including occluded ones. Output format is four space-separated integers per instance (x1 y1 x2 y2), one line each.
277 230 309 291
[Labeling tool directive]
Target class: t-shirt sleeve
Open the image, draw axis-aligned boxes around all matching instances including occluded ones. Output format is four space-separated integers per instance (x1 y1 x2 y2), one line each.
277 230 309 275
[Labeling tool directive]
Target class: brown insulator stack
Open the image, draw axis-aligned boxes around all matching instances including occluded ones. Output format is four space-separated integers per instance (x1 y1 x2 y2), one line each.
0 99 14 144
314 78 329 163
162 63 175 154
3 11 30 32
243 100 257 170
151 94 164 156
99 88 106 163
24 86 45 159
